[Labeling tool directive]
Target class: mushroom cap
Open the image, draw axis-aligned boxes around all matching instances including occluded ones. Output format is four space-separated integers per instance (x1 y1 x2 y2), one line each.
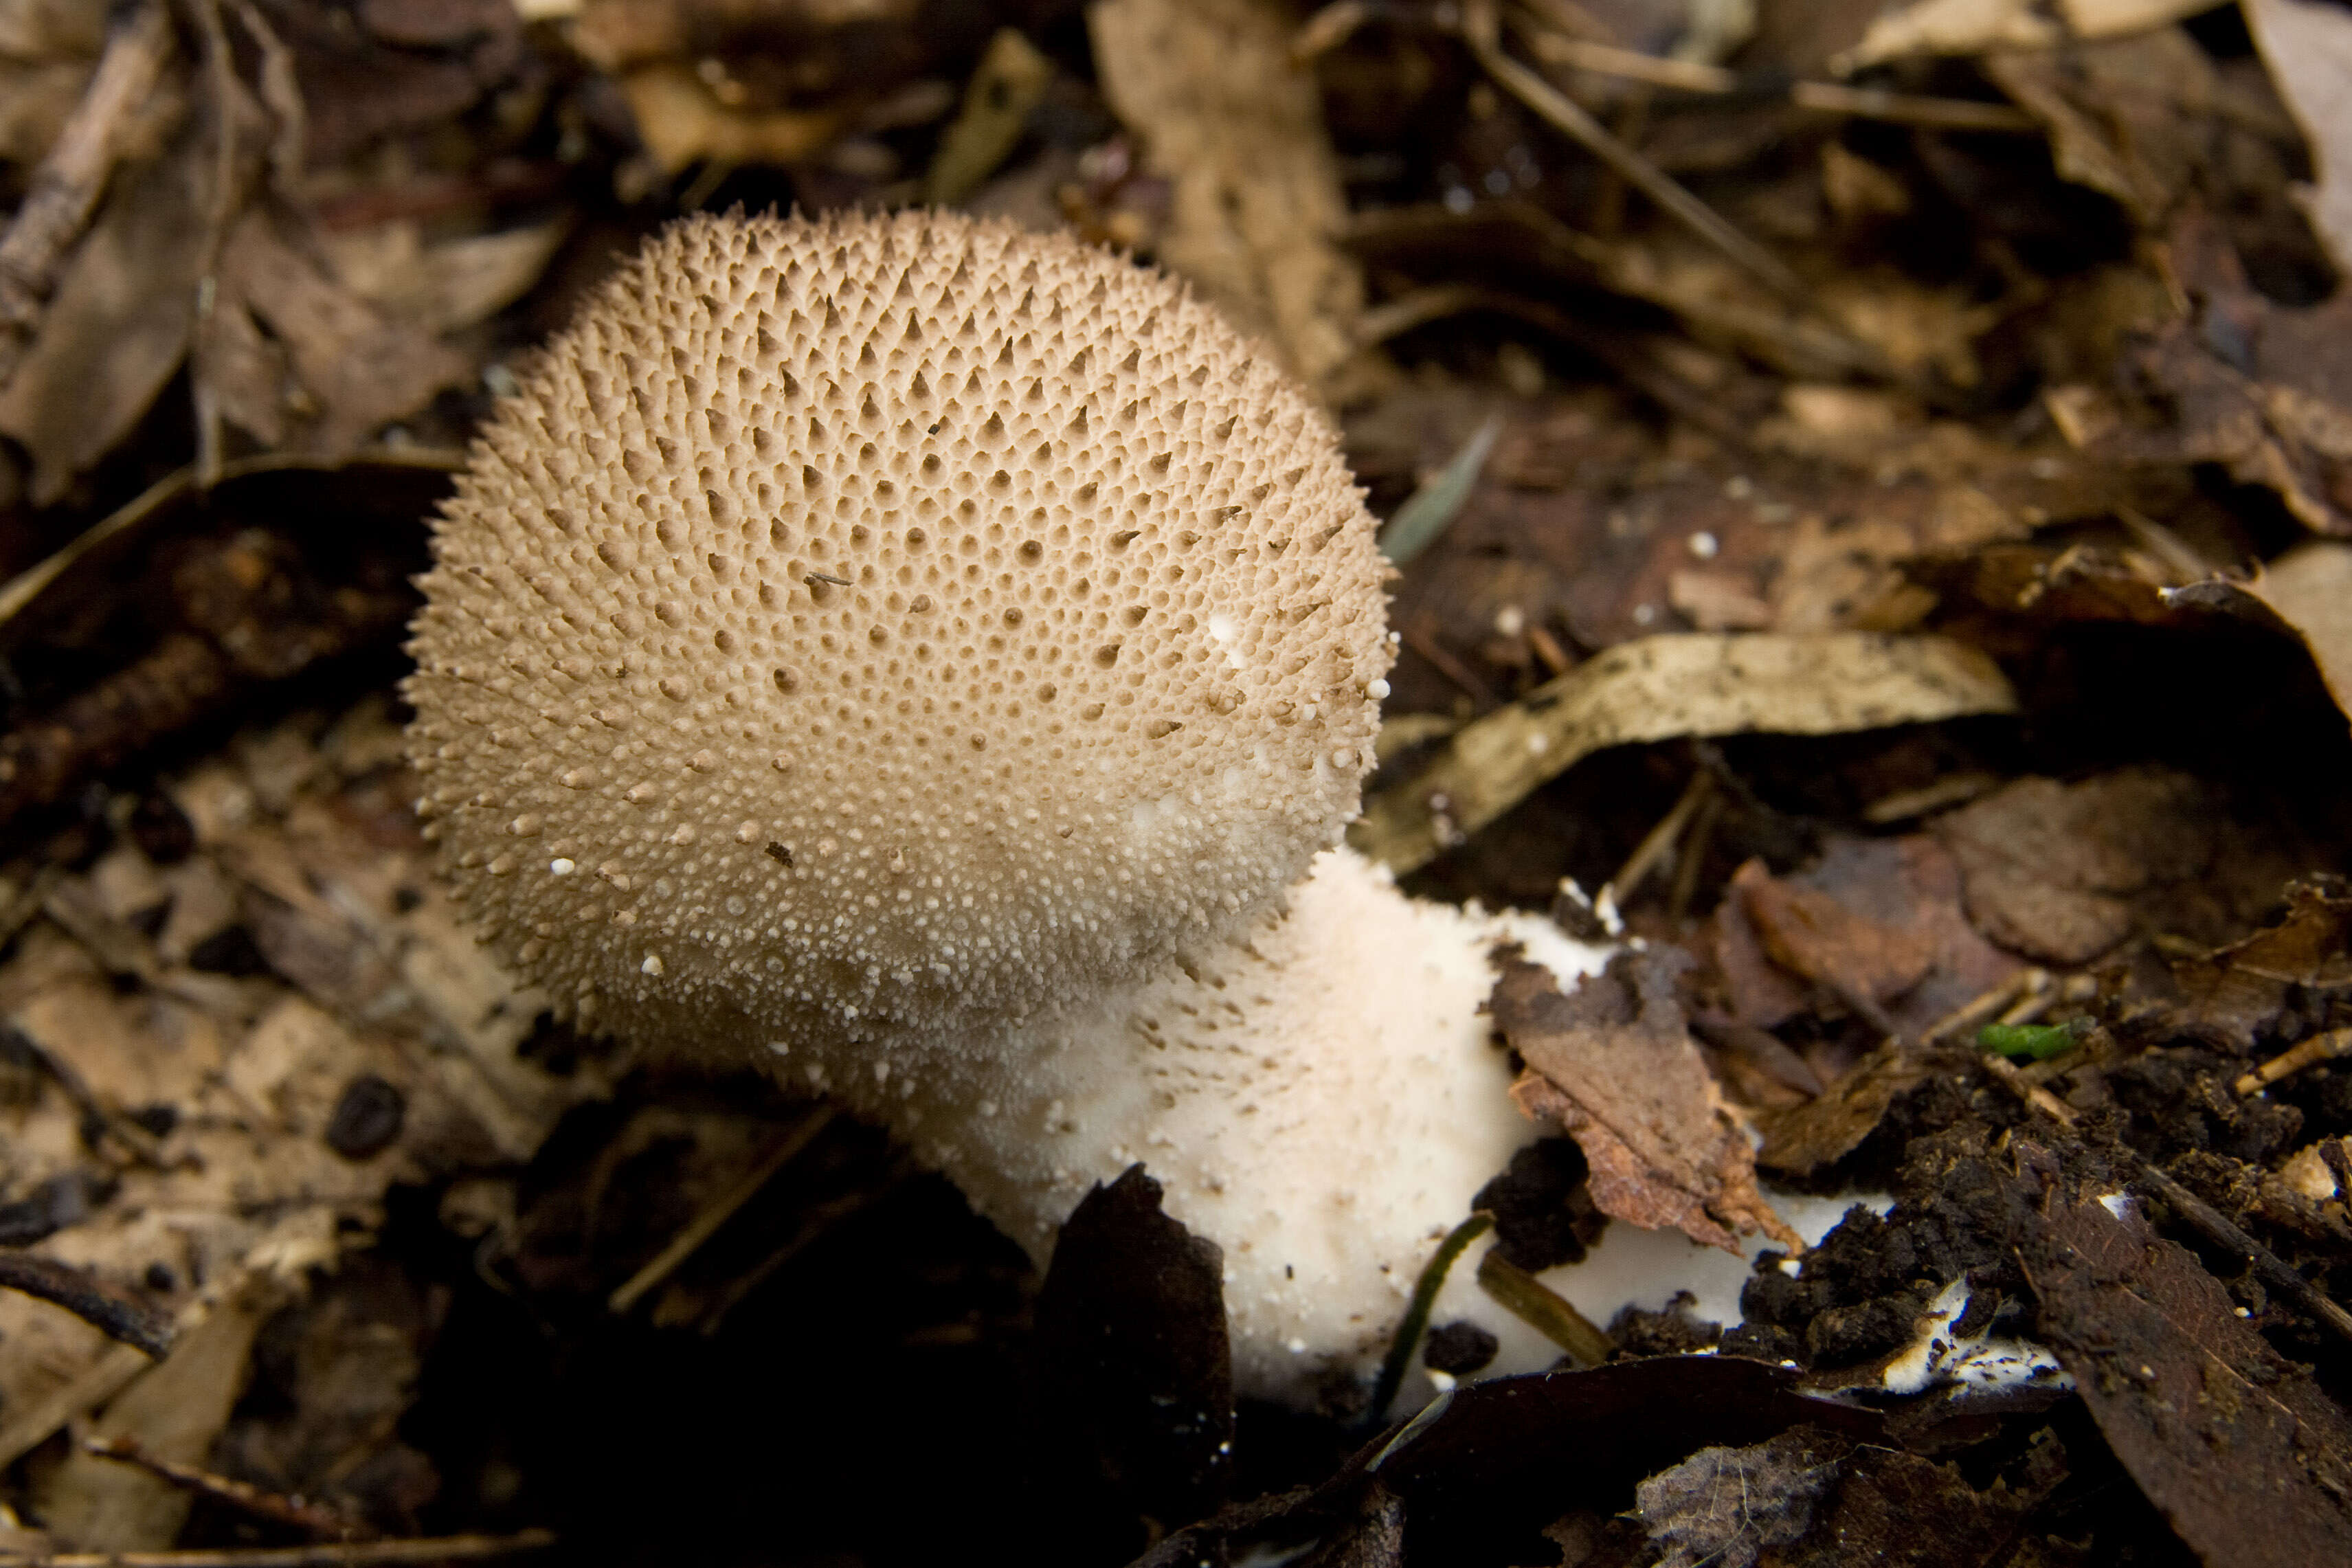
405 210 1390 1047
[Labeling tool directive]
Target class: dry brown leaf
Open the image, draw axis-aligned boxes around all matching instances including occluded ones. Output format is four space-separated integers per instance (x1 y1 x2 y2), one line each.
211 208 473 458
0 98 214 504
2245 0 2352 276
0 699 601 1470
1736 862 1936 1024
2168 876 2352 1049
1355 633 2017 874
2091 212 2352 535
1834 0 2224 73
2244 539 2352 727
321 219 570 337
1090 0 1377 401
34 1275 285 1550
2022 1178 2352 1568
1721 838 2025 1040
1934 770 2223 964
1754 1042 1931 1175
1984 27 2219 227
618 62 839 172
1495 950 1796 1254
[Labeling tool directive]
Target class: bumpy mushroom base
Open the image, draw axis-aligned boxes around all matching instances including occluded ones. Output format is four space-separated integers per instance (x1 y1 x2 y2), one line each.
765 847 1611 1409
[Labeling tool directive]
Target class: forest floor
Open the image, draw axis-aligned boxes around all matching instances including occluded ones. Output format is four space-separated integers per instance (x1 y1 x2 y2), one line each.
1 0 2351 1564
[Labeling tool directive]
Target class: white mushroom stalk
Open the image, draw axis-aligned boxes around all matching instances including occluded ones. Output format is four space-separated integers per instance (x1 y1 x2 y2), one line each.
404 210 1603 1407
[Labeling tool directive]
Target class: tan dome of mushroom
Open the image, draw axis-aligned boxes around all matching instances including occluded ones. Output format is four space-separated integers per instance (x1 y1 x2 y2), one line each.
404 210 1390 1049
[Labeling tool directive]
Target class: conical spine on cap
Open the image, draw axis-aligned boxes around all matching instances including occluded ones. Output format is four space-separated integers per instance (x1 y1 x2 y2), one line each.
404 209 1391 1053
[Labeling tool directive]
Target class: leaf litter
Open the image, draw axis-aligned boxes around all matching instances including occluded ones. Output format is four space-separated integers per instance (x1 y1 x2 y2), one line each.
3 0 2352 1563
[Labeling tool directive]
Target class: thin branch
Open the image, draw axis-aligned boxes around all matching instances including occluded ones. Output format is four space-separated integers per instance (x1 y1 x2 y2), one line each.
0 1252 174 1357
0 1530 555 1568
1519 33 2041 133
0 0 177 385
608 1104 837 1313
1459 0 1811 312
80 1435 365 1538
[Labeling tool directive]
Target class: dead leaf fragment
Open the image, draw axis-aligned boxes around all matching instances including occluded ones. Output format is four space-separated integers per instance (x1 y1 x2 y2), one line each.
1754 1042 1931 1175
2168 875 2352 1049
1090 0 1376 400
34 1275 285 1551
211 208 473 459
2245 0 2352 275
1635 1429 1847 1568
1834 0 2225 73
1356 633 2017 874
0 97 216 504
2243 539 2352 725
1737 861 1936 1028
2021 1171 2352 1568
1934 770 2220 964
1496 950 1795 1253
618 62 838 172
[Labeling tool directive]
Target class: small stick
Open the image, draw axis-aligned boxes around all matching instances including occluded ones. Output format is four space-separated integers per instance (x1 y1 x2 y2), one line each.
1461 1 1811 317
0 0 176 385
1606 770 1712 908
1984 1058 2352 1347
0 1530 555 1568
0 1253 174 1357
1664 789 1721 924
1980 1052 2078 1130
80 1435 365 1538
2133 1162 2352 1347
2235 1029 2352 1097
1521 34 2041 133
609 1104 836 1313
1921 970 2039 1046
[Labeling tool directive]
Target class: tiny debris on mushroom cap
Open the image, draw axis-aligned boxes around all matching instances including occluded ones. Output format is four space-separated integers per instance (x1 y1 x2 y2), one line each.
405 209 1391 1051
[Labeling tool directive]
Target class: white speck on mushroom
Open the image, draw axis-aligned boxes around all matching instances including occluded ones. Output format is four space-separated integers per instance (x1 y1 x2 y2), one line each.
640 953 664 976
1688 530 1719 559
549 858 576 875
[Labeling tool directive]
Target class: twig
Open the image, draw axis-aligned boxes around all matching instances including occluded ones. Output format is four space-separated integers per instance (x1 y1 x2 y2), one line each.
1519 34 2041 133
1607 768 1712 907
1398 616 1499 709
1920 970 2041 1046
0 1253 173 1357
0 1530 555 1567
1984 1061 2352 1347
1980 1051 2077 1129
609 1104 837 1313
1460 0 1811 313
2133 1162 2352 1348
80 1435 365 1538
0 0 176 385
1665 787 1721 923
2235 1029 2352 1097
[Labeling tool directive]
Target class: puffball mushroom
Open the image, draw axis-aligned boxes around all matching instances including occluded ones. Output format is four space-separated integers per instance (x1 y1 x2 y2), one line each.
405 210 1602 1407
